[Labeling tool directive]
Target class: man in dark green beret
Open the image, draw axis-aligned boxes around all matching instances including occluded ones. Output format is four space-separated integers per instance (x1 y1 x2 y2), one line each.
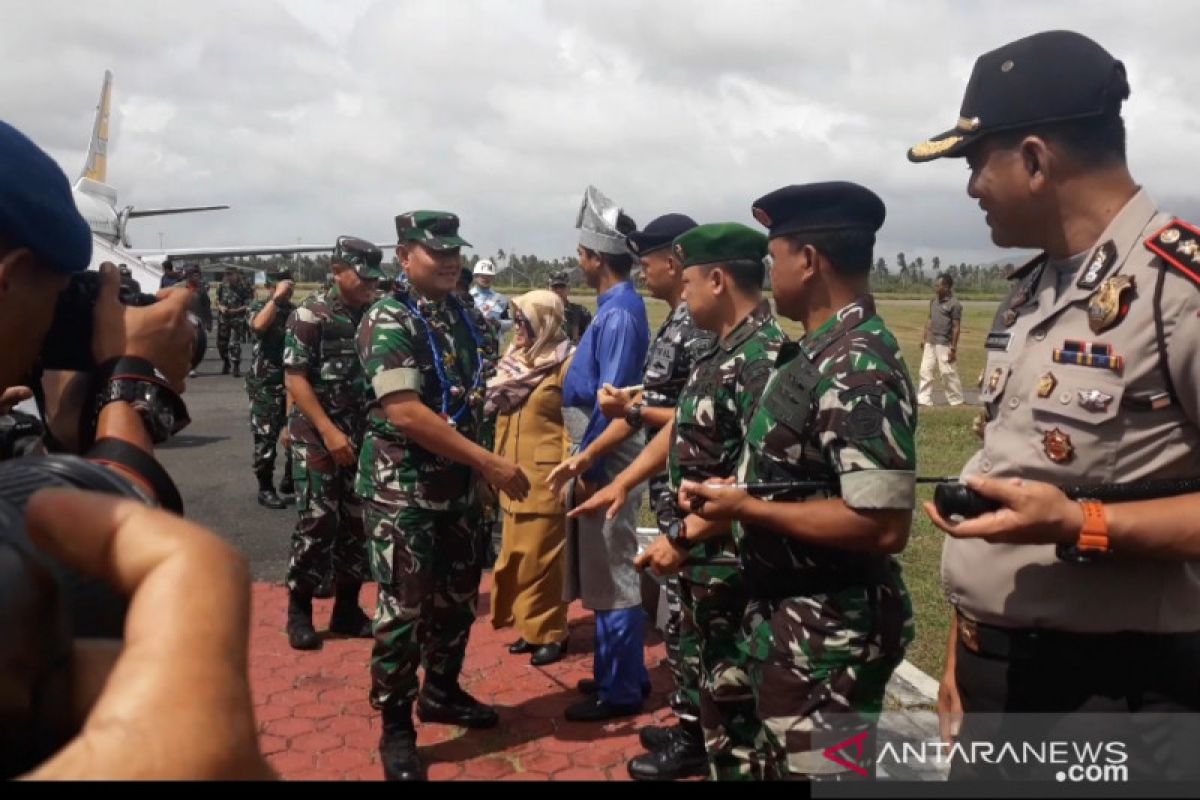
578 222 788 780
672 184 917 779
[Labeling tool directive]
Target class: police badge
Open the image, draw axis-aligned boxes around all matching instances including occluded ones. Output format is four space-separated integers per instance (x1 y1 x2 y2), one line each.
1087 274 1135 334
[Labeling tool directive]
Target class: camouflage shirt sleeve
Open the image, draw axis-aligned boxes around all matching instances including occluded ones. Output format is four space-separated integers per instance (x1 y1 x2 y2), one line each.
357 299 422 401
283 301 320 370
246 300 266 335
814 350 917 511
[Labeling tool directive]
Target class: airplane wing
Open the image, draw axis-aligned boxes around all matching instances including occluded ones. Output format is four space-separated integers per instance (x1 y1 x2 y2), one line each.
126 205 230 219
130 244 337 261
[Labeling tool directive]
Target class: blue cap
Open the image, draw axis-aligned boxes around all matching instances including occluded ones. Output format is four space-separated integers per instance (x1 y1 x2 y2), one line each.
0 120 92 273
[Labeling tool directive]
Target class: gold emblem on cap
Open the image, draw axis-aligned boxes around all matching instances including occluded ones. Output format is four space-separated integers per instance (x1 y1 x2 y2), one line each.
1160 228 1182 245
674 242 686 261
956 116 981 132
752 206 772 227
1001 60 1015 73
1087 274 1136 334
1036 372 1057 399
910 135 964 159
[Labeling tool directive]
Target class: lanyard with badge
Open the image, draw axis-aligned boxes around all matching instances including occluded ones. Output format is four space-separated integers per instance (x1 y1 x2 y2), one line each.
399 296 483 428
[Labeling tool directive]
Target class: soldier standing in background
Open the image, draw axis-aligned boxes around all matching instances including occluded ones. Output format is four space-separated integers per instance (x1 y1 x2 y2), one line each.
246 268 296 509
216 266 252 377
549 270 593 344
282 236 382 651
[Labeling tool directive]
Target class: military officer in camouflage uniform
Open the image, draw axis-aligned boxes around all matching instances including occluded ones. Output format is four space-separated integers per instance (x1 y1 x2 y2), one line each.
549 270 593 344
245 268 296 509
282 236 382 651
356 211 530 782
216 267 252 376
581 223 787 780
676 184 917 780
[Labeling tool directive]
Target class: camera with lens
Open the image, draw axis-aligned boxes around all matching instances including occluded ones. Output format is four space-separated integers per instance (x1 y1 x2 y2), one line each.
0 455 141 778
39 270 208 373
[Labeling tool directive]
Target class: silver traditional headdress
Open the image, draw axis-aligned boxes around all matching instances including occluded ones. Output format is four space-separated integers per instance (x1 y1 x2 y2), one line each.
575 185 628 256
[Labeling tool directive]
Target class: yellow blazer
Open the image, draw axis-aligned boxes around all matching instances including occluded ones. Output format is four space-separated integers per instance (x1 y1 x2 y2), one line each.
493 355 573 516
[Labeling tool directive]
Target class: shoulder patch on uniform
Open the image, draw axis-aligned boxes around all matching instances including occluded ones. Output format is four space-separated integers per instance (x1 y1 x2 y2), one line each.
847 400 885 440
1146 219 1200 288
1076 240 1117 290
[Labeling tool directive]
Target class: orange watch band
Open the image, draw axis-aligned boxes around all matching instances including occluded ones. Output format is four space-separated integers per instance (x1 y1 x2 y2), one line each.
1076 500 1110 553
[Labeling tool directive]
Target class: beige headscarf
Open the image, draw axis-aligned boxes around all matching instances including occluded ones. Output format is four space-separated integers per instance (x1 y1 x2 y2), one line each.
484 290 574 416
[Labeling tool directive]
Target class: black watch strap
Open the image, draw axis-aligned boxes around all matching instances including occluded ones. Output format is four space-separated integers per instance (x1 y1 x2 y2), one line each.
85 358 190 448
87 437 184 514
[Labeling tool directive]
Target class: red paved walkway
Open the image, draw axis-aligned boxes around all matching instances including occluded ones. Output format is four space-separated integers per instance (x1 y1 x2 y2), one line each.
250 576 674 780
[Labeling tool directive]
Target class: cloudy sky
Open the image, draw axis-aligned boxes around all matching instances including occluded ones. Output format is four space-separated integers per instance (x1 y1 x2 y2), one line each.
6 1 1199 266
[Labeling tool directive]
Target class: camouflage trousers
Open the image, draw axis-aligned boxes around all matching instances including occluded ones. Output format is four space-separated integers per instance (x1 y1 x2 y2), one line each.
678 575 759 781
217 316 246 368
285 436 368 593
364 501 484 710
738 573 914 780
246 381 290 481
649 473 694 721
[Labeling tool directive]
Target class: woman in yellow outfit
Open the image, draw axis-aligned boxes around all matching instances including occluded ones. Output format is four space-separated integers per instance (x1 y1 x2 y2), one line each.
487 290 575 665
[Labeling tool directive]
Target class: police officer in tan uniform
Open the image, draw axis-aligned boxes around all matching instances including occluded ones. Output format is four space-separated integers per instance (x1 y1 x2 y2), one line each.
911 31 1200 780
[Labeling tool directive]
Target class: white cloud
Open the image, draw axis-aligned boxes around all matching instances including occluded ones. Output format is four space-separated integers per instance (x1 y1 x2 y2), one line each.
4 0 1198 264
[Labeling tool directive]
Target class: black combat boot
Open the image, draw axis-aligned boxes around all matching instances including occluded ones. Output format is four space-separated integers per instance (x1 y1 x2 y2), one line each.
379 704 423 781
286 589 321 651
232 363 241 378
639 723 680 752
329 580 372 637
627 718 709 781
221 359 230 375
277 468 295 500
256 473 285 509
417 677 499 729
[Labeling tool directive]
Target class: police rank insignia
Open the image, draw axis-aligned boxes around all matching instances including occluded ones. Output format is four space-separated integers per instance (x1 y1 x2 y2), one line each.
1036 372 1057 398
1078 389 1114 412
972 411 987 441
1087 274 1136 333
1146 219 1200 288
1076 240 1118 290
987 367 1004 393
1042 428 1075 464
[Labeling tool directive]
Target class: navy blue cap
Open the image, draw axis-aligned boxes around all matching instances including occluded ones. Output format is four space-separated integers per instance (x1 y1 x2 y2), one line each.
626 213 698 256
751 182 886 239
0 120 92 273
909 31 1127 162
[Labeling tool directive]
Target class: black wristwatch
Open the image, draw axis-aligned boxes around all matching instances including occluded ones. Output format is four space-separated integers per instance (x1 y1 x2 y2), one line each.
666 518 689 549
624 401 645 430
97 379 177 444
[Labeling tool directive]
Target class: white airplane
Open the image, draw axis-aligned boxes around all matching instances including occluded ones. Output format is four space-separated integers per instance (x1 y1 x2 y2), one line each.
74 71 337 291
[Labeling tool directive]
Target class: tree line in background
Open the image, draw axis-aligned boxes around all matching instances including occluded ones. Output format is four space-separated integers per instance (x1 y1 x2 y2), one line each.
223 250 1016 296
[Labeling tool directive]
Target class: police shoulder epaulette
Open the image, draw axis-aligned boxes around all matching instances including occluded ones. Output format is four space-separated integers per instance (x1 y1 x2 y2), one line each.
1146 219 1200 288
1007 252 1047 281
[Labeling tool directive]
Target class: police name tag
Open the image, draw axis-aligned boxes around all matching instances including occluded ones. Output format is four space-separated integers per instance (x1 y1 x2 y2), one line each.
985 331 1012 352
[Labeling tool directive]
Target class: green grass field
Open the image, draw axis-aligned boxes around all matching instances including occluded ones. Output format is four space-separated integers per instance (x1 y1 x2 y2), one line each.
613 294 995 679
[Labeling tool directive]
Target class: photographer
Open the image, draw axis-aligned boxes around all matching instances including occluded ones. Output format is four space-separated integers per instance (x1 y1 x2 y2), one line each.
0 118 266 778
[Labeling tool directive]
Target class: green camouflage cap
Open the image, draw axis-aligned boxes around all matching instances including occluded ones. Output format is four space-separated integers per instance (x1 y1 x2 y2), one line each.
672 222 768 268
332 235 386 280
394 210 471 251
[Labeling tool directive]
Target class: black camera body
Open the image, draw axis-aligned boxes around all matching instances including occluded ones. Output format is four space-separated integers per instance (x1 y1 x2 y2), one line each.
40 271 207 373
0 455 137 778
